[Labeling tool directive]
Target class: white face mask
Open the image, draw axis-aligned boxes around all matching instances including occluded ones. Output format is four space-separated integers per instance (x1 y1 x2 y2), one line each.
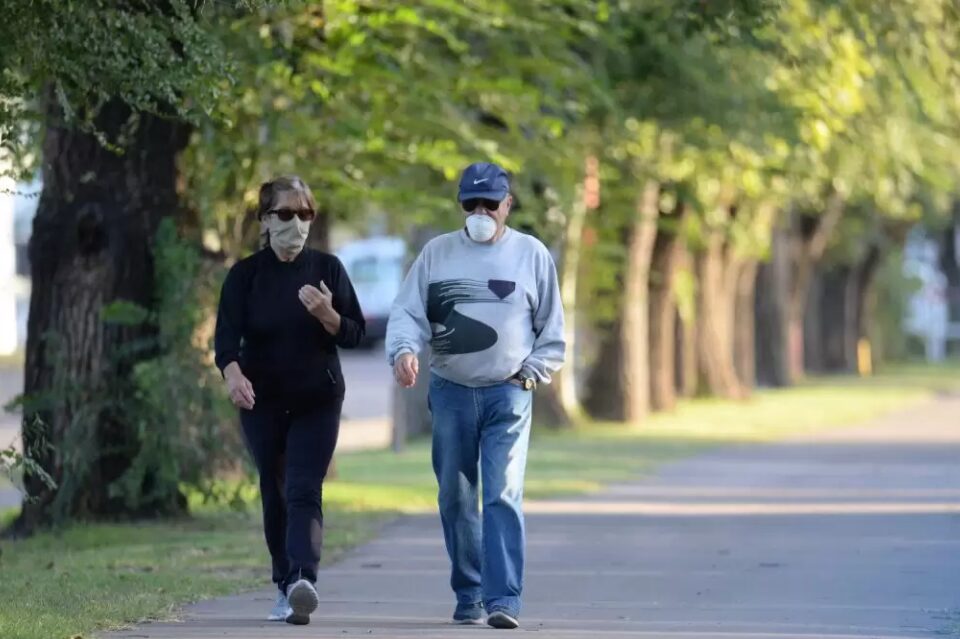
465 214 498 243
265 216 311 258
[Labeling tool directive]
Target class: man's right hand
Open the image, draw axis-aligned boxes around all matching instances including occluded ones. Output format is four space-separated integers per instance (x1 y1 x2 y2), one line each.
394 352 419 388
224 362 256 410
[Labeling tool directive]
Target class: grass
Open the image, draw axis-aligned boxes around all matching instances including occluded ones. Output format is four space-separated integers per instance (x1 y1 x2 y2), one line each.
0 361 957 639
0 508 392 639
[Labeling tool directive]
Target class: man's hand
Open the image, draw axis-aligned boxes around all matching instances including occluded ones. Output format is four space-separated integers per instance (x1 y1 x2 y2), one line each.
224 362 255 410
394 352 419 388
300 282 341 334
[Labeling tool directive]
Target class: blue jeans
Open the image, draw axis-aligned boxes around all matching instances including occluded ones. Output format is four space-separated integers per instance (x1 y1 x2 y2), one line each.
428 372 533 618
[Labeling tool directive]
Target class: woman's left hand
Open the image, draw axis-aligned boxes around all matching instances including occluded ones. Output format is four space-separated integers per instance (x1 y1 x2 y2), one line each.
300 282 341 333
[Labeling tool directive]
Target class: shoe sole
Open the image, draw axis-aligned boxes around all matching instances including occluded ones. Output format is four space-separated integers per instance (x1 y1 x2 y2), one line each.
286 581 319 625
453 617 485 625
487 612 519 629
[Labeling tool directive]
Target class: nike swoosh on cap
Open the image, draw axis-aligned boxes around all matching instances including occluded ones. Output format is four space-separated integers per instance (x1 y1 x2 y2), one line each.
473 178 489 185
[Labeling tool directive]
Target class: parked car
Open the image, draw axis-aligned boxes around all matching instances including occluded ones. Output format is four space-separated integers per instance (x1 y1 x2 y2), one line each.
335 236 406 347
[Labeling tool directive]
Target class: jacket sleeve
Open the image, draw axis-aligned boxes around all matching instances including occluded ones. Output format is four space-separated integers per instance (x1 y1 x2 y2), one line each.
214 262 246 376
330 256 366 349
385 250 431 366
521 246 566 384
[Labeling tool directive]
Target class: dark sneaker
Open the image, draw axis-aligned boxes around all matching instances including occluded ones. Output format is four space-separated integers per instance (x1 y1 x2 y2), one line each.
487 610 520 629
453 602 485 625
285 579 319 625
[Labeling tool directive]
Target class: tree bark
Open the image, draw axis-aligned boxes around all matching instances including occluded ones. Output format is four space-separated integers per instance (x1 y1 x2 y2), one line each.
542 179 592 428
810 243 882 374
15 97 190 534
733 259 759 391
673 246 698 398
306 205 331 252
694 222 744 400
754 226 790 386
620 181 660 422
584 181 659 422
785 192 844 382
648 204 685 411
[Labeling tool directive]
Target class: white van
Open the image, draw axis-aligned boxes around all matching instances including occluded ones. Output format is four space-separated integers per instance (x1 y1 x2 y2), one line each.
335 236 406 346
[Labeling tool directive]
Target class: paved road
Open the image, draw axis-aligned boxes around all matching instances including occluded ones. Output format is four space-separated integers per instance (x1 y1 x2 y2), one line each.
108 395 960 639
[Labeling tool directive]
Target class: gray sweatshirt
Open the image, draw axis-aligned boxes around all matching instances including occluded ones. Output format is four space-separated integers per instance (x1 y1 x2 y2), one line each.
386 227 565 387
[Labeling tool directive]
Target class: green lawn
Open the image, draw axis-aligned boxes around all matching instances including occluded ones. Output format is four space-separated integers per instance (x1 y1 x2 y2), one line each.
0 362 957 639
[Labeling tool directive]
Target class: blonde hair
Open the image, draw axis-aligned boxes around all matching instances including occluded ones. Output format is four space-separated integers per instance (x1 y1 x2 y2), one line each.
257 176 316 248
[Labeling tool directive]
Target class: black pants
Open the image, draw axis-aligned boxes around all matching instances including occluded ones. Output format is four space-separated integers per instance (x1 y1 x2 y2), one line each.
240 398 342 591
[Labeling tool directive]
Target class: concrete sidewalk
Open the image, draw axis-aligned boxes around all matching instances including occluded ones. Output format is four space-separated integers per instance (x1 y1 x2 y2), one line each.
110 394 960 638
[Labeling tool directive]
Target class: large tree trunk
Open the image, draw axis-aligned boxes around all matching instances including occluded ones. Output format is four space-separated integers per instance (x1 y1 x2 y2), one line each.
754 226 790 386
694 223 744 399
809 243 882 375
733 259 759 390
584 318 626 420
854 244 882 361
15 97 190 534
815 266 852 372
785 193 844 382
584 181 659 422
675 247 698 398
620 181 660 422
648 204 685 411
540 173 593 428
939 204 960 325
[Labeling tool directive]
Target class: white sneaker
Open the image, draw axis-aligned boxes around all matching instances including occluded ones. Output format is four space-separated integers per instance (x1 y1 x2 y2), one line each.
267 591 291 621
285 579 319 625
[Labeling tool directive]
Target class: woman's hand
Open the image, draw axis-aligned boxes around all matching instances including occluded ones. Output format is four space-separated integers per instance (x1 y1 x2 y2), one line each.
224 362 255 410
299 282 342 335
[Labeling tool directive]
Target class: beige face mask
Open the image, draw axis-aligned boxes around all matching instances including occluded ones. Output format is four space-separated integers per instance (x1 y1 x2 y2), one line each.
264 216 311 259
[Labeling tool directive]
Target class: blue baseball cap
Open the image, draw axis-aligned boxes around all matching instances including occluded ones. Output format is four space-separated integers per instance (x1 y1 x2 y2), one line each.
457 162 510 202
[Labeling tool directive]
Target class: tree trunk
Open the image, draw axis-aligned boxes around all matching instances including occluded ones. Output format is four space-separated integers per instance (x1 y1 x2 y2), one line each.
675 246 698 398
804 266 851 373
584 181 659 422
854 244 882 352
754 226 790 386
306 204 331 252
584 319 626 420
648 204 685 411
785 193 844 382
733 259 759 391
391 348 432 450
390 227 438 449
543 178 592 428
15 97 190 534
694 226 743 399
620 181 660 423
812 243 883 375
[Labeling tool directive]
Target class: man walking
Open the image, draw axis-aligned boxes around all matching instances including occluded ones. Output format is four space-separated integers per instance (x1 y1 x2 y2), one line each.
386 162 565 629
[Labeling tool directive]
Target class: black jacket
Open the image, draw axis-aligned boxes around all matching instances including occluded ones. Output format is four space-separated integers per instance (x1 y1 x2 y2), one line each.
214 247 365 407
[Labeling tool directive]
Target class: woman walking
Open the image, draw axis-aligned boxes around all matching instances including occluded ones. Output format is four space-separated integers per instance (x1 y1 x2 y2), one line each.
214 176 365 625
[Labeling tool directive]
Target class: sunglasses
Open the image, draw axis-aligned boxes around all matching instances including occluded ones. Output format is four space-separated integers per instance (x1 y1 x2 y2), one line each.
461 198 503 213
265 208 316 222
